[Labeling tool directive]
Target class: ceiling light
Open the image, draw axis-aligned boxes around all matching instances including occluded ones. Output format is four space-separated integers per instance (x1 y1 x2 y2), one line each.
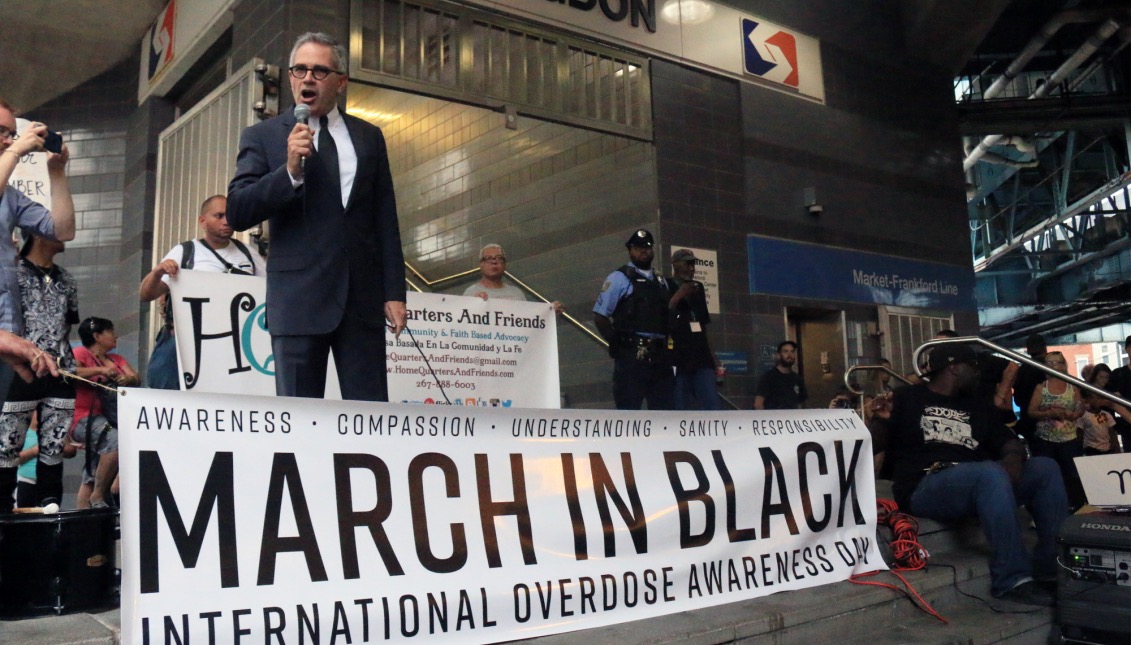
660 0 716 26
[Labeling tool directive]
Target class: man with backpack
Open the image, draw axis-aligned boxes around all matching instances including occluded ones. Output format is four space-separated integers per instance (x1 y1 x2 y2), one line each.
139 195 265 388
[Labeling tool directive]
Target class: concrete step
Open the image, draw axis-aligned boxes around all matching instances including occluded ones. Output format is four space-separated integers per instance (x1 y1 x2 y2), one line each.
873 478 1039 560
1 551 1041 645
4 487 1046 645
841 602 1055 645
0 609 119 645
521 548 1052 645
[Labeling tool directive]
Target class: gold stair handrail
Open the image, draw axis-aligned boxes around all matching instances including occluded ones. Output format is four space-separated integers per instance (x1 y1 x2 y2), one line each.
914 336 1131 410
404 261 745 409
844 365 915 396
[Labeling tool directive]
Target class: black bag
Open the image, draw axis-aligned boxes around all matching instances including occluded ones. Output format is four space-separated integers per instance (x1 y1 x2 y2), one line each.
98 386 118 428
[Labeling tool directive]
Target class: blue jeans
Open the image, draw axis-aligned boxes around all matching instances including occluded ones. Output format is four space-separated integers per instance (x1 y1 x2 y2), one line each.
1028 435 1086 509
674 368 721 410
909 457 1067 597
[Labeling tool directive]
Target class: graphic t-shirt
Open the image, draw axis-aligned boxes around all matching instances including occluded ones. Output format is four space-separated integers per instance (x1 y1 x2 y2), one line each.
885 383 1015 509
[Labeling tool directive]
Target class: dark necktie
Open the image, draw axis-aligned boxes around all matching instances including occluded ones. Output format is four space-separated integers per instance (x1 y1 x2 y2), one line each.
318 115 341 196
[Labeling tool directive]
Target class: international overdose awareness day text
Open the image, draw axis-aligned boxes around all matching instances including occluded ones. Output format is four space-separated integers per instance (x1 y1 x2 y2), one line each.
118 388 883 644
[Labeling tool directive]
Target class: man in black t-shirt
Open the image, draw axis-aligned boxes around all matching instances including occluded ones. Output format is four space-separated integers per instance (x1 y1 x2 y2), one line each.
1104 335 1131 450
1107 336 1131 400
754 341 807 410
668 249 722 410
1011 334 1048 439
868 344 1067 607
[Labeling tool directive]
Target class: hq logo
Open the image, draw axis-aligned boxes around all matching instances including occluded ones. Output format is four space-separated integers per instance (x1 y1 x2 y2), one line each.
741 18 799 88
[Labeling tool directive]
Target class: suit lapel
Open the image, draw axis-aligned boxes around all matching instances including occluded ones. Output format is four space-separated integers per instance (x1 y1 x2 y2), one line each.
279 113 298 164
342 113 364 212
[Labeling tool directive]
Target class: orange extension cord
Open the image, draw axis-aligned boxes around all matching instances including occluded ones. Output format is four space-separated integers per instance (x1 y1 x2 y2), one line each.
849 499 948 623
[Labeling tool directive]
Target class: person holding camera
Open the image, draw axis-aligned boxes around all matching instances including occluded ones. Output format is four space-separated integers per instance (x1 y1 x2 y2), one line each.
828 388 858 412
0 98 73 404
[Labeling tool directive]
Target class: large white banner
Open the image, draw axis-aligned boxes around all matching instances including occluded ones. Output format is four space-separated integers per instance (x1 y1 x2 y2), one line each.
119 388 882 644
389 292 559 409
167 271 559 408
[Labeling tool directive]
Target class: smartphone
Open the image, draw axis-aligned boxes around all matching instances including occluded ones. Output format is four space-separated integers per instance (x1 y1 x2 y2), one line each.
43 131 63 154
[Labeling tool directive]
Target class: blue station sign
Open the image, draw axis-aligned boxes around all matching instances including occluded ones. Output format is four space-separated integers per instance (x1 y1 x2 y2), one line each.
747 235 976 310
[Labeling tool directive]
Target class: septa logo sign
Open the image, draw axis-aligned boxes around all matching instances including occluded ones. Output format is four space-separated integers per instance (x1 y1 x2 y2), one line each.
147 0 176 82
741 18 799 88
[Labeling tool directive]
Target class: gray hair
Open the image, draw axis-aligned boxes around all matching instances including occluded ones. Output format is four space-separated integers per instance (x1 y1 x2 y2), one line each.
479 244 504 260
290 32 347 73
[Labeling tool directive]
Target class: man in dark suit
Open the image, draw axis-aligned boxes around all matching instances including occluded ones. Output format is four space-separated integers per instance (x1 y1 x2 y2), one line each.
227 32 407 401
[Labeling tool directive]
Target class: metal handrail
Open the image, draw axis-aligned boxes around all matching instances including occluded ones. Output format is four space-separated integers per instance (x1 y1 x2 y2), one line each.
717 392 740 411
504 272 606 346
404 263 478 289
843 365 915 396
913 336 1131 411
403 262 607 345
403 261 745 409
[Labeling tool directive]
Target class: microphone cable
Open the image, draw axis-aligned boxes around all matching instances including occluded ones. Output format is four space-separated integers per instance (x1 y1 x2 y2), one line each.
402 326 451 404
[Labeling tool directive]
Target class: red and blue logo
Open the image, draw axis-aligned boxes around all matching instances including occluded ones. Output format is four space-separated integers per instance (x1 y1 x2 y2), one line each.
741 18 799 88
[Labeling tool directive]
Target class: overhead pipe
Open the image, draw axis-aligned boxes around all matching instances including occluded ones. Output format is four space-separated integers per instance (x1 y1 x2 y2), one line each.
997 135 1036 154
1064 24 1131 93
964 135 1039 168
975 151 1041 168
963 17 1123 172
978 9 1117 102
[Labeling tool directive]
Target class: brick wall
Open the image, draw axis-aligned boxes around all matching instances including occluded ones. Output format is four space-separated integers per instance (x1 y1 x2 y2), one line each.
28 59 142 362
353 89 659 407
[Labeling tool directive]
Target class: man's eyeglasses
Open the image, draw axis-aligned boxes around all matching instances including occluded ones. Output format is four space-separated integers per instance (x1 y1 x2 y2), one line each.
289 65 342 81
481 255 506 263
0 127 18 141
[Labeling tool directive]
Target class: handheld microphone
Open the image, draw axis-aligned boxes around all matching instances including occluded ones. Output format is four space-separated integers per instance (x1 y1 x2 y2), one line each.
293 104 311 168
294 103 310 125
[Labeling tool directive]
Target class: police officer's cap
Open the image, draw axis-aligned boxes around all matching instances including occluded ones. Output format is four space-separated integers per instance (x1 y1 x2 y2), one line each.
625 229 654 248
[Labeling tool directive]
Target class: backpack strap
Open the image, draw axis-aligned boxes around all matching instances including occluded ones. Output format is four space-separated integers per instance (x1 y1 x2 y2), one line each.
229 238 257 275
198 238 254 275
162 241 197 330
180 240 196 270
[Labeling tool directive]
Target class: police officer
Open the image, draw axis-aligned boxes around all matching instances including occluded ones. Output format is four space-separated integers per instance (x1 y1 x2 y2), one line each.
593 229 680 410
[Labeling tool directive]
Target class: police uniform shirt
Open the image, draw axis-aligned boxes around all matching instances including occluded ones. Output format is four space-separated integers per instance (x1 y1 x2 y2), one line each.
593 265 666 339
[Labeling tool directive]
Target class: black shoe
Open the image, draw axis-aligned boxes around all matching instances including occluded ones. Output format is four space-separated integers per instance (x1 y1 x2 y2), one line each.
998 580 1055 607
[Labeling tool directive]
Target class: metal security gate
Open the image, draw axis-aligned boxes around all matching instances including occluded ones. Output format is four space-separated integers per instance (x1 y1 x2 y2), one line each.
145 59 277 357
352 0 652 140
879 306 955 376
